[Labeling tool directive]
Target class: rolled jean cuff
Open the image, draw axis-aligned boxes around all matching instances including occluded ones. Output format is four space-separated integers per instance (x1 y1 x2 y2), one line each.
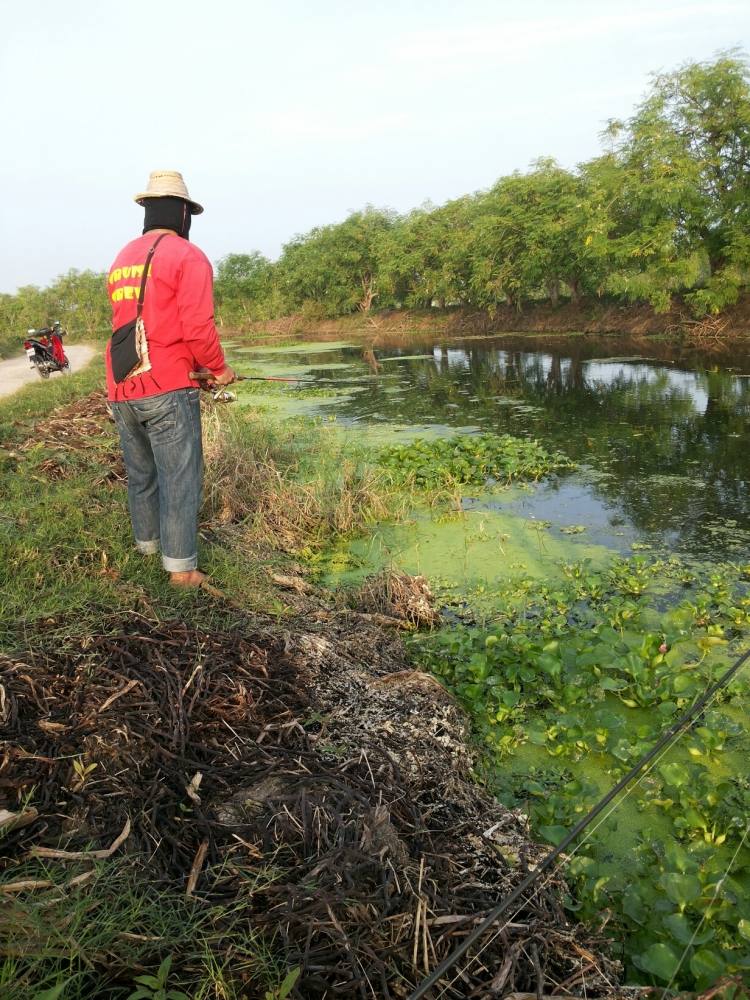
135 538 160 555
162 553 198 573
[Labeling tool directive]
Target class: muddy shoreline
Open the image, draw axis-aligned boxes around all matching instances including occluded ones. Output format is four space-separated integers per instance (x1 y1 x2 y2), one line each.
238 297 750 348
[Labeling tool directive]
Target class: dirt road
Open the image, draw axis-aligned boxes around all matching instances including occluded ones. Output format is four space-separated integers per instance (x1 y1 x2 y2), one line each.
0 345 97 400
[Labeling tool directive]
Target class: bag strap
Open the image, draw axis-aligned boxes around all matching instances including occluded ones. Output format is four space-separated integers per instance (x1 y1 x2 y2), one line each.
136 233 168 319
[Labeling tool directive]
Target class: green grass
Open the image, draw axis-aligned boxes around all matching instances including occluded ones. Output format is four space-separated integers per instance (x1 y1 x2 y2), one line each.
0 353 408 648
0 389 248 646
0 860 288 1000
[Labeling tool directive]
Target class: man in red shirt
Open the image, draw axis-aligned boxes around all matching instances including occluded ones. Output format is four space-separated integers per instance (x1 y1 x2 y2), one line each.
106 170 236 589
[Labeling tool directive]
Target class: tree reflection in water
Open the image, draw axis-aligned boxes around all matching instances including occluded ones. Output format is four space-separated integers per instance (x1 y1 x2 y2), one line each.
303 335 750 556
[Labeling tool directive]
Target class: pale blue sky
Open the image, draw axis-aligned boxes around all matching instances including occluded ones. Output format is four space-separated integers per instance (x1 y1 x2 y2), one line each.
1 0 748 292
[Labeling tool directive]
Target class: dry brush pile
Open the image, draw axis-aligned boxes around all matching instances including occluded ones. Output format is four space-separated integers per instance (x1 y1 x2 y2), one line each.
1 610 628 999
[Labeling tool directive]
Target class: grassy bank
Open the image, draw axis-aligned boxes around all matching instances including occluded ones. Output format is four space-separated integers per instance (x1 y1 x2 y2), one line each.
0 363 280 996
0 356 397 646
0 362 378 997
0 365 402 999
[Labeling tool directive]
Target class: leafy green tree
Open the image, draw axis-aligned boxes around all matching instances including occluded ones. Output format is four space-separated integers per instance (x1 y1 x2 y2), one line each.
467 177 534 311
50 269 110 336
605 50 750 313
466 160 610 311
278 207 397 316
377 198 475 309
214 252 278 323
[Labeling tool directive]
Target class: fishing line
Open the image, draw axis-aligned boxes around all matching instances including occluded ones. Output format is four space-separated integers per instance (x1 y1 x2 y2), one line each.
189 370 373 387
419 662 746 998
664 822 750 994
443 703 734 998
407 645 750 1000
424 671 742 998
428 683 731 999
431 727 687 1000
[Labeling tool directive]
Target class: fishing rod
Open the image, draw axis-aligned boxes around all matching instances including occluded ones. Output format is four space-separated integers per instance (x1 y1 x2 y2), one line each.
189 370 370 387
407 644 750 1000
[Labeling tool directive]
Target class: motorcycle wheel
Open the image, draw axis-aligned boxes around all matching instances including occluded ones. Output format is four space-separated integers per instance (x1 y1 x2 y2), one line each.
38 365 50 379
62 361 71 374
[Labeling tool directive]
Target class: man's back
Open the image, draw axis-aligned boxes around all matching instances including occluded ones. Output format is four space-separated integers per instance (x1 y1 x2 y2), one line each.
105 232 224 401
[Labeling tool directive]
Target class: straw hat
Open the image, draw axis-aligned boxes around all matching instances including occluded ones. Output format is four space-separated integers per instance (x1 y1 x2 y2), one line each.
134 170 204 215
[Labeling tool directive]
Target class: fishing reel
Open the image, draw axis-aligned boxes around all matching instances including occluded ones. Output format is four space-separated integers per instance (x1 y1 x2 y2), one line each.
210 387 237 403
191 370 238 402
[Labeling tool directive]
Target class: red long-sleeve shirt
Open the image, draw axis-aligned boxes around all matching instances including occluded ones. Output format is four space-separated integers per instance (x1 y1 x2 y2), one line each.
105 232 226 401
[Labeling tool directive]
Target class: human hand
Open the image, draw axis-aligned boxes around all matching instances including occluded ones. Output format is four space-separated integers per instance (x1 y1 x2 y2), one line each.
213 365 238 386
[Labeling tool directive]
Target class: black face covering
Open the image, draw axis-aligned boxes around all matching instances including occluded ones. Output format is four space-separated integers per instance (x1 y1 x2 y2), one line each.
142 196 192 239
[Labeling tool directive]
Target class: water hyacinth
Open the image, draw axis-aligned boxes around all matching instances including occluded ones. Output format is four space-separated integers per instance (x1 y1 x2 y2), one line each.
408 554 750 990
378 433 573 489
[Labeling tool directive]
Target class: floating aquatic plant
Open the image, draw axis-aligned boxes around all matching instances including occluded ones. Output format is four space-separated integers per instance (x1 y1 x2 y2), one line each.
378 432 573 489
409 554 750 990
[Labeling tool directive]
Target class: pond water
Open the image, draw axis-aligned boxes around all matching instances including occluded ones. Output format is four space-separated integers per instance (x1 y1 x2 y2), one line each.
233 333 750 564
230 332 750 988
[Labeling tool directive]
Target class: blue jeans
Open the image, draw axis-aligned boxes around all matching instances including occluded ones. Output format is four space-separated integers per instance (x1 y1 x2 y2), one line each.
111 388 203 572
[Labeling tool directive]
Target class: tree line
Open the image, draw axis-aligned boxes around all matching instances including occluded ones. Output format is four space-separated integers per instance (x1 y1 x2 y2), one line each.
215 52 750 323
1 51 747 351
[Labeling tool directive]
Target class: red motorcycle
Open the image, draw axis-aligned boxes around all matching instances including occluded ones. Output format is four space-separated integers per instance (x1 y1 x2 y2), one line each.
24 321 70 379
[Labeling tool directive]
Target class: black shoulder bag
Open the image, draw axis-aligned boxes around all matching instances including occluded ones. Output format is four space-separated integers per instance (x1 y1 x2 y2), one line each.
110 233 167 383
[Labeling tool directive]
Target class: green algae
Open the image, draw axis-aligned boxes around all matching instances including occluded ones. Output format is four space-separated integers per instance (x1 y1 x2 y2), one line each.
327 505 612 596
235 340 356 354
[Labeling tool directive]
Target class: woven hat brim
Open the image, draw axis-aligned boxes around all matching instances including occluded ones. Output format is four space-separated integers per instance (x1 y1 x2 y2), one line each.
134 192 204 215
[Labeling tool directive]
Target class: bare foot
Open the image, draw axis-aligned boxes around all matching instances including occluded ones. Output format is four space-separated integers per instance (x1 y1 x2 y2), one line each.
169 569 208 589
